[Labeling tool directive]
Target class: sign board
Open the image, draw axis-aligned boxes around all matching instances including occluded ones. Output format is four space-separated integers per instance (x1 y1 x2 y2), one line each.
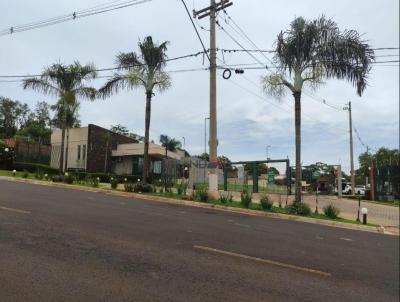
267 172 275 183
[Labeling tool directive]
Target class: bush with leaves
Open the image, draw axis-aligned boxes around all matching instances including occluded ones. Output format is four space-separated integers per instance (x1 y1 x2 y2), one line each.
124 182 134 192
260 196 273 211
64 174 74 184
87 177 99 188
286 202 311 216
0 141 15 169
323 204 340 219
134 182 153 193
194 188 209 203
240 190 252 208
51 175 64 182
177 183 188 195
110 178 118 189
218 193 233 204
21 171 29 178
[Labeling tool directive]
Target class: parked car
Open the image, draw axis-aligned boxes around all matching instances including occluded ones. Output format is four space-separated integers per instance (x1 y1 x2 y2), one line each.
355 185 366 195
342 183 352 194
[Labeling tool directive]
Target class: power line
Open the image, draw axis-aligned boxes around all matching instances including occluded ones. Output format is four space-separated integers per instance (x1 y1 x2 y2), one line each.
221 10 275 67
216 21 265 66
180 0 210 63
0 0 151 37
0 50 208 78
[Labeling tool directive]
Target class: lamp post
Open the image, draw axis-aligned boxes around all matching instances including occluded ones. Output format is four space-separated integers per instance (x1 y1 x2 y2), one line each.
266 145 271 160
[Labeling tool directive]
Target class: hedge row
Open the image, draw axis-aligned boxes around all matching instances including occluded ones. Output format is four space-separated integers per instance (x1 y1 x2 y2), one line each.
68 171 142 183
13 162 59 175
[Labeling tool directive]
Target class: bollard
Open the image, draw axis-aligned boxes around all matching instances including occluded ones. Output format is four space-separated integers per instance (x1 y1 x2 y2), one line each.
12 169 16 177
356 195 361 222
361 207 368 225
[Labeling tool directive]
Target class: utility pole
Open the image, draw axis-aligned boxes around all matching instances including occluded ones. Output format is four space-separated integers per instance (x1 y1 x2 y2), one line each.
344 102 355 195
194 0 233 192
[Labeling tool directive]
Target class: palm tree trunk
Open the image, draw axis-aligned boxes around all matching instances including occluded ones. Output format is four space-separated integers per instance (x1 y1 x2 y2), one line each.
142 91 152 183
59 127 65 173
104 141 109 173
294 91 302 203
64 128 70 173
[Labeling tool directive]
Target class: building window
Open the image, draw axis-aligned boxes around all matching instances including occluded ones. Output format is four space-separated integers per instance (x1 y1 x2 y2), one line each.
77 145 81 160
82 145 86 161
153 161 162 174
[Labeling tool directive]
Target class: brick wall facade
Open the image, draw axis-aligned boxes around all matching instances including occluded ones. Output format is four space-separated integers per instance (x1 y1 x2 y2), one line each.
86 124 137 173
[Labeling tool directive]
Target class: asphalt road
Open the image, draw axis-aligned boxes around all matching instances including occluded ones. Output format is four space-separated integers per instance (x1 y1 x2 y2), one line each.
0 179 399 302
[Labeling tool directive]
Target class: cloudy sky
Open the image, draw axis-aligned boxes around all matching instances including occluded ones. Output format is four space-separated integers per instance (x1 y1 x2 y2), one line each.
0 0 398 173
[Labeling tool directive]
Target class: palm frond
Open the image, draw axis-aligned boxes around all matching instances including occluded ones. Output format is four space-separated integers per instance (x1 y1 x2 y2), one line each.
116 52 142 71
139 36 169 72
74 87 97 101
261 72 291 98
151 71 171 93
22 78 60 96
98 73 131 98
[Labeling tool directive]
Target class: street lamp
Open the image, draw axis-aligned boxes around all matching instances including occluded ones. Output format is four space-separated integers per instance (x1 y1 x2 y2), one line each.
266 145 271 160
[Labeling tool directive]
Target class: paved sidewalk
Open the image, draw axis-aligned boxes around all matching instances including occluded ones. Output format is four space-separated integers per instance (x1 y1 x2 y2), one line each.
301 195 399 227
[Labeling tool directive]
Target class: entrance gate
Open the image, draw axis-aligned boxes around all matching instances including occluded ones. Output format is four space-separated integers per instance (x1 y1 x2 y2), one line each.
223 158 291 194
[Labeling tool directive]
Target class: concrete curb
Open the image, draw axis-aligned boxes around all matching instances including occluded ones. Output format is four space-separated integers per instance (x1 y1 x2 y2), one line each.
0 176 395 236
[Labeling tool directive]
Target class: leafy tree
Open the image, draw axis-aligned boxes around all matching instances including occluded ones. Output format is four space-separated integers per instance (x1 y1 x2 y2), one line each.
358 148 399 194
110 124 144 141
0 97 32 138
110 124 130 136
262 16 374 203
99 36 171 183
34 101 52 128
159 135 182 152
244 163 268 175
197 153 209 161
268 166 280 175
23 62 97 173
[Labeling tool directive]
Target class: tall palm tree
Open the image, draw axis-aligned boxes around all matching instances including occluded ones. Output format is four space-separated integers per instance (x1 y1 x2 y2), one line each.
262 16 374 203
23 62 97 173
99 36 172 183
51 102 81 171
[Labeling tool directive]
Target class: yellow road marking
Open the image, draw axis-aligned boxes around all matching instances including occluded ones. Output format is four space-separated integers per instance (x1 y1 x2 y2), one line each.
193 245 331 277
0 206 31 214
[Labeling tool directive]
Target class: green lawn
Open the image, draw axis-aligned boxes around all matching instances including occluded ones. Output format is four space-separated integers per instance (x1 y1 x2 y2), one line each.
0 170 36 179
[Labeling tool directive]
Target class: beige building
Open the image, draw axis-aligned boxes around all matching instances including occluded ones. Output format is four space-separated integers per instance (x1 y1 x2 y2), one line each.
50 127 89 171
50 124 185 176
112 143 184 175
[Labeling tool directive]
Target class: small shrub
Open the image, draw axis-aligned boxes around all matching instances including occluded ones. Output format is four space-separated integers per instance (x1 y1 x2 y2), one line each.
88 178 99 188
124 182 134 192
0 141 15 169
177 183 188 195
240 190 252 208
323 204 340 219
110 178 118 189
134 182 153 193
34 173 44 180
286 202 311 216
260 196 273 210
219 193 232 204
64 174 74 184
194 188 209 203
21 171 29 178
51 175 64 182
